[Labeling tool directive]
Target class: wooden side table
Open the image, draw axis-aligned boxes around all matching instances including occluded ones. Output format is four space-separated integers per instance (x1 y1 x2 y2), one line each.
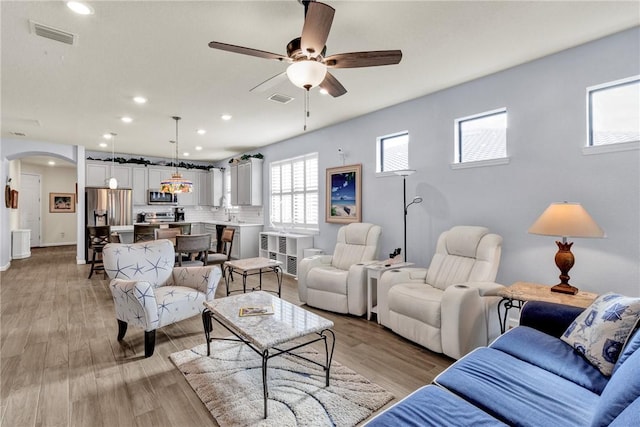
497 281 598 333
365 262 414 322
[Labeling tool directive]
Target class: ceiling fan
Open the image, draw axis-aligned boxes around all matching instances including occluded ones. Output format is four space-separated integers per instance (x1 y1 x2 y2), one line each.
208 0 402 97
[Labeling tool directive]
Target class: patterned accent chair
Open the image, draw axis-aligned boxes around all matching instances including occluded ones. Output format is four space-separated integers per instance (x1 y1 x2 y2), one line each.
102 239 222 357
298 223 382 316
377 226 503 360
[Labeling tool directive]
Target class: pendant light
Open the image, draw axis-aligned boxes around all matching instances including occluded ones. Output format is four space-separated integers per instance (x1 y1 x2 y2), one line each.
160 116 193 193
107 132 118 189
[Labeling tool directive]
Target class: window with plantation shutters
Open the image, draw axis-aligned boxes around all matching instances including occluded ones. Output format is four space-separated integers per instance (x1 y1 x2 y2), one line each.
270 153 318 231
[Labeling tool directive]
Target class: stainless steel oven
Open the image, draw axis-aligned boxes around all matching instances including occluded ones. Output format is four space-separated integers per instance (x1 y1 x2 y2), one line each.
147 190 177 205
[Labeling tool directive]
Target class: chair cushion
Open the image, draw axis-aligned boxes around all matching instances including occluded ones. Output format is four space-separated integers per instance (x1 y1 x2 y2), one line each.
435 347 599 427
365 385 507 427
154 285 207 328
307 266 348 294
609 396 640 426
490 326 609 394
590 342 640 427
388 283 442 327
444 226 488 258
613 328 640 375
561 293 640 376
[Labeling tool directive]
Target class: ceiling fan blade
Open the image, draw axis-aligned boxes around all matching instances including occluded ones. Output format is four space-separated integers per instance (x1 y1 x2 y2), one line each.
325 50 403 68
319 72 347 97
208 41 289 62
300 2 335 57
249 72 288 93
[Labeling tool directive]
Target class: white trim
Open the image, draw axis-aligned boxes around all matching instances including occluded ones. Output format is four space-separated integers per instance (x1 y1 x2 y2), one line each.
586 75 640 148
454 107 507 164
450 157 510 170
583 140 640 155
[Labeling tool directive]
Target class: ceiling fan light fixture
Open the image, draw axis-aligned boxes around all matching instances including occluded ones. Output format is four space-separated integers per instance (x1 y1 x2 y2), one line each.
287 60 327 90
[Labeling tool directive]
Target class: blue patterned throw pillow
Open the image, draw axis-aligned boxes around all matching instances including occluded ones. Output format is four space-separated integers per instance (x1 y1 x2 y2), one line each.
561 293 640 376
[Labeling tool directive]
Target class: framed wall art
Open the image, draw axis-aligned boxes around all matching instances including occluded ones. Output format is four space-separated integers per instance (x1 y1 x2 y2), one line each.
49 193 75 213
326 164 362 223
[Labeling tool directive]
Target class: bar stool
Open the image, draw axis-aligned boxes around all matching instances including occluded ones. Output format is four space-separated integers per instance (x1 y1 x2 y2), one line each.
87 225 111 279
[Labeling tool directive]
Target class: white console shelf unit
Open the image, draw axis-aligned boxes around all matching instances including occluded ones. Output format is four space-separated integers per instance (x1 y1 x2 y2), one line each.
259 232 313 277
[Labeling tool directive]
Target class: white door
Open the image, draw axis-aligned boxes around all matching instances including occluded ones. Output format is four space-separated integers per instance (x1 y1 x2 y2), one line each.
20 173 41 247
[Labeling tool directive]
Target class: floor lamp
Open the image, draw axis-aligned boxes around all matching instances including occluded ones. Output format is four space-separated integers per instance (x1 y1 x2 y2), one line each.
394 170 423 262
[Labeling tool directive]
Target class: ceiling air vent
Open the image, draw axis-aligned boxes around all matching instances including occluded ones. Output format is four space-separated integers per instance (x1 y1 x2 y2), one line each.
29 21 77 45
268 93 294 104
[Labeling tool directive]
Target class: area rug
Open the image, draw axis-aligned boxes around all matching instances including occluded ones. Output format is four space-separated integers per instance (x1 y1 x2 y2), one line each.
170 340 394 426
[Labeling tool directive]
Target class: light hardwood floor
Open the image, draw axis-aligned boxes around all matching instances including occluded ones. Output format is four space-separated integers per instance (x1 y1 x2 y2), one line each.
0 246 452 426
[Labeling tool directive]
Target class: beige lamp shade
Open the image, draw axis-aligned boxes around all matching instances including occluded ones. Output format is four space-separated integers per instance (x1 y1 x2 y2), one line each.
528 202 605 238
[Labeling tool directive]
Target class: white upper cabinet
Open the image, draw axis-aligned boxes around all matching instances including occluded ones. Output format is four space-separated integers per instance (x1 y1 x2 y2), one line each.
211 168 223 207
198 171 212 206
86 160 132 188
131 166 148 205
230 158 263 206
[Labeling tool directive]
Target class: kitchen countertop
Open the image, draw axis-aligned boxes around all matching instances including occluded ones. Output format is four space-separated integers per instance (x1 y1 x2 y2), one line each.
113 221 264 232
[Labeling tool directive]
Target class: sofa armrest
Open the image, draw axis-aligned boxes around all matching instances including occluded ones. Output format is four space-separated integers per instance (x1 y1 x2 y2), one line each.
109 279 159 330
520 301 585 338
172 265 222 300
298 255 333 302
441 281 505 359
377 268 428 327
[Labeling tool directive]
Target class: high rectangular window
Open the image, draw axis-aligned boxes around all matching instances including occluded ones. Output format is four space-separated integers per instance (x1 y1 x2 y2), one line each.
270 153 318 231
455 108 507 163
376 131 409 173
588 76 640 147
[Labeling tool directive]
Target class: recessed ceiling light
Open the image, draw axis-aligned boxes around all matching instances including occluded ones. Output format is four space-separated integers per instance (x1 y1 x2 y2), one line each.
103 133 112 139
319 88 329 95
133 96 147 104
99 142 108 148
48 160 56 166
182 152 190 157
121 116 133 123
66 1 94 15
197 129 206 135
221 114 232 121
195 146 203 151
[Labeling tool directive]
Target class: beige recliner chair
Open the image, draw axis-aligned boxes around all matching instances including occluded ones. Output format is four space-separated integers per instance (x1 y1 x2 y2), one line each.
378 226 503 359
298 223 382 315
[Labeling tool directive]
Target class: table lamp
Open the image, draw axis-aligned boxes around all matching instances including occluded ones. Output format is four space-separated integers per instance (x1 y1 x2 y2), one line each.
528 202 604 295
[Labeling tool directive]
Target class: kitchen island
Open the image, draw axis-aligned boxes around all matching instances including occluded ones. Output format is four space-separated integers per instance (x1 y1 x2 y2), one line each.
111 221 263 259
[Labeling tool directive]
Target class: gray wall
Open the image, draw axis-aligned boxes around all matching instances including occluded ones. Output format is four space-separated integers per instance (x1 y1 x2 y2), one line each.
226 27 640 296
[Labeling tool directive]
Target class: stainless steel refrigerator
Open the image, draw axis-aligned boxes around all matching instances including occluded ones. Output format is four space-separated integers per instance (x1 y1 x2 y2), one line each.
85 187 133 227
85 187 133 259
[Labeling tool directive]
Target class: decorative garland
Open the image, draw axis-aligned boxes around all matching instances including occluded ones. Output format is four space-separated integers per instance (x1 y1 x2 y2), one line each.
86 156 215 171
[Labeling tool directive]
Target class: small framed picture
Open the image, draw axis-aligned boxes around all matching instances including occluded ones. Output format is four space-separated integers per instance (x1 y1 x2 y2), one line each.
326 164 362 223
50 192 75 213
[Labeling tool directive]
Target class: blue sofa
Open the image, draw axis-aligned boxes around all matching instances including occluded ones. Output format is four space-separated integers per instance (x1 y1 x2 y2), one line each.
366 301 640 426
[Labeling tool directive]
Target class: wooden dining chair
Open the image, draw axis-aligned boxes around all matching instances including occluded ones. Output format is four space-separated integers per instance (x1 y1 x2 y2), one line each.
154 228 182 246
169 223 191 235
134 224 160 242
87 225 111 278
175 234 212 267
206 227 235 279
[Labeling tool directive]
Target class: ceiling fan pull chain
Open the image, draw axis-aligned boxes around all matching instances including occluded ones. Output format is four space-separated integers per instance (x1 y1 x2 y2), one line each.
304 89 310 131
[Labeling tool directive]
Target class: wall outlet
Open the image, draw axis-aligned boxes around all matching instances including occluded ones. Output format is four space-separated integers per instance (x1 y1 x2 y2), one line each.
60 232 65 238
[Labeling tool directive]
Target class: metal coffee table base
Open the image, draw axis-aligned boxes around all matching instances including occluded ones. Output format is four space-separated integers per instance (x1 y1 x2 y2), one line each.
202 308 336 419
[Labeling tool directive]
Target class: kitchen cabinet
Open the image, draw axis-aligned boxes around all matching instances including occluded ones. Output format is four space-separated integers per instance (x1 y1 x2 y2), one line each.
147 166 174 190
259 232 313 277
211 168 223 206
229 158 263 206
198 171 211 206
229 224 263 259
131 166 147 205
176 170 197 206
86 161 132 188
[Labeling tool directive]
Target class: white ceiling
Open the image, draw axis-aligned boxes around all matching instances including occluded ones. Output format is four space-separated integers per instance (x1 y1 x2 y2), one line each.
2 1 639 163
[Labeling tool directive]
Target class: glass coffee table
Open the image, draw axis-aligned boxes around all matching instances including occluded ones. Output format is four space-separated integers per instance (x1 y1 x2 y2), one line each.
202 291 335 419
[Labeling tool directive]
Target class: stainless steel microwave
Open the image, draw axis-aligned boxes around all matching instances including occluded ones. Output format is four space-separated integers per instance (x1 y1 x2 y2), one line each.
147 190 177 205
